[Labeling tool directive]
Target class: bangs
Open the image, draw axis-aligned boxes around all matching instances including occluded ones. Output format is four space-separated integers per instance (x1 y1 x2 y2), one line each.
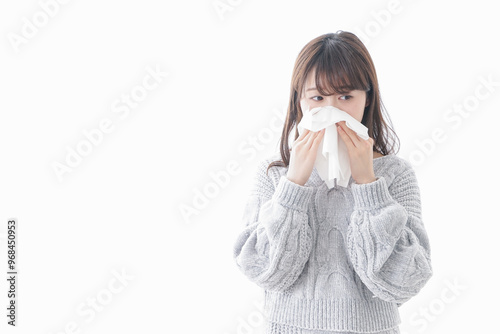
310 46 371 96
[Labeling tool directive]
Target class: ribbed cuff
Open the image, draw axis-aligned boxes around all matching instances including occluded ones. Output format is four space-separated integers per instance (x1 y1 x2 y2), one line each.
272 175 314 212
350 176 395 210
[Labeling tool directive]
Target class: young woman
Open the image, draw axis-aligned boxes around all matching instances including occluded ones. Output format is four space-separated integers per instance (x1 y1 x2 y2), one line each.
233 31 433 334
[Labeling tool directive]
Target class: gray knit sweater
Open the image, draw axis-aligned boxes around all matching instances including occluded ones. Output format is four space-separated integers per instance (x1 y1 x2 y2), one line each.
233 152 433 333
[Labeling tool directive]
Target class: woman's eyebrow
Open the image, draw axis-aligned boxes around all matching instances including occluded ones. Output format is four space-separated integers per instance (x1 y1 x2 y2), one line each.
306 87 352 93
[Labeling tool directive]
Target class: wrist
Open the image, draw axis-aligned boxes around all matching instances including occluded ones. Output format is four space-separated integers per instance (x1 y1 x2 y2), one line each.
286 176 305 186
355 176 377 184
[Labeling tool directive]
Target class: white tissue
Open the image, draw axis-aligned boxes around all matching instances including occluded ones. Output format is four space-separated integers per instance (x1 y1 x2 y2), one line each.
296 105 369 188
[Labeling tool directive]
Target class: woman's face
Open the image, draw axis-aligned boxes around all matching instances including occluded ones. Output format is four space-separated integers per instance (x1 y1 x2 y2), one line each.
300 67 368 123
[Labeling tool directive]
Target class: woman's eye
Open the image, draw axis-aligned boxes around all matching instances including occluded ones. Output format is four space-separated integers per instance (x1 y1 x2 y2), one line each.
340 95 353 100
311 95 352 101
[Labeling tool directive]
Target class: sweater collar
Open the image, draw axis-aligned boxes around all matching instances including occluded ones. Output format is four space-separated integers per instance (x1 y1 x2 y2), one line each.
303 154 393 189
303 165 349 188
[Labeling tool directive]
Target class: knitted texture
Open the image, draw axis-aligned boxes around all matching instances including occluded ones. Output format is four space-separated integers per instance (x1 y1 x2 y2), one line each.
267 320 401 334
233 153 433 333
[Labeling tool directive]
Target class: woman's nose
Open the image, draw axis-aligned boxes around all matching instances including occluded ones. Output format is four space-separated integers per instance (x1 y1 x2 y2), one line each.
323 96 339 108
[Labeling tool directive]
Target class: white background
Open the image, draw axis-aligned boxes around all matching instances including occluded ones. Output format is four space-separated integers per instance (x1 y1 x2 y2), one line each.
0 0 498 333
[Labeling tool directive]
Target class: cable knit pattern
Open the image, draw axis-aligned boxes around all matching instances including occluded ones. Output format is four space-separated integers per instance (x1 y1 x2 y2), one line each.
233 161 315 292
233 153 433 333
348 169 432 305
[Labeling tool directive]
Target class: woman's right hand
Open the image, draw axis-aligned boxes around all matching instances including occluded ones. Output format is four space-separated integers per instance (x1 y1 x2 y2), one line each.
287 128 325 186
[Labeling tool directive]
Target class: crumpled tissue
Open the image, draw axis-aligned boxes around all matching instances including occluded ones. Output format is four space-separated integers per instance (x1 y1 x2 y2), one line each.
296 105 369 188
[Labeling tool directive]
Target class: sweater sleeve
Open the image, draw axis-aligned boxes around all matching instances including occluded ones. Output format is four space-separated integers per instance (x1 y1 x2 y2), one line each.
346 165 433 305
233 160 315 292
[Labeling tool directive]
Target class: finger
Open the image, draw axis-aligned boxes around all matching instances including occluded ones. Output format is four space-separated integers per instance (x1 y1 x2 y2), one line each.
304 129 320 148
296 128 310 142
311 129 325 150
337 122 356 149
339 121 361 145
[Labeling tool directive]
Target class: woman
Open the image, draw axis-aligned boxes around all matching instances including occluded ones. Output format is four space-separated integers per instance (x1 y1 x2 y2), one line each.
233 31 433 334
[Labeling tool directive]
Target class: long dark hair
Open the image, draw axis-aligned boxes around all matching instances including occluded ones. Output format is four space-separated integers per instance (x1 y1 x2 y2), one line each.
267 31 400 174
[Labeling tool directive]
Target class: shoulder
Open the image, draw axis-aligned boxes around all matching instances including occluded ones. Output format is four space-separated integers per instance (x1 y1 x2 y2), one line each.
256 152 287 178
374 155 422 212
252 152 288 196
374 154 419 187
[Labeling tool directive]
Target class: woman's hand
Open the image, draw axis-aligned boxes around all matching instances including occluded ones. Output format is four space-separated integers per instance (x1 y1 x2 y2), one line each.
287 128 325 186
336 121 377 184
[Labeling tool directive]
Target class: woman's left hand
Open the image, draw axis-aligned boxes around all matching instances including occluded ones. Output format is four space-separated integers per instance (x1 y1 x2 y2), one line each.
336 121 377 184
